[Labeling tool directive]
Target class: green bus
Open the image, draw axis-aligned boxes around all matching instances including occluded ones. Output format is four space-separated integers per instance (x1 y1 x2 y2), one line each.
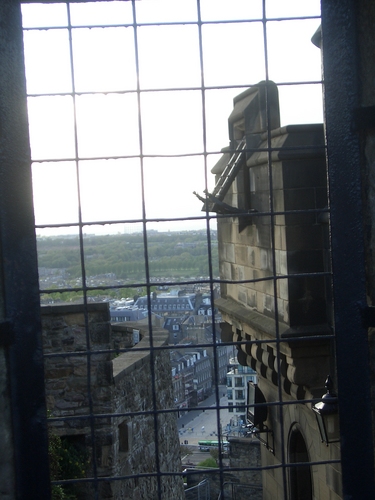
198 440 228 452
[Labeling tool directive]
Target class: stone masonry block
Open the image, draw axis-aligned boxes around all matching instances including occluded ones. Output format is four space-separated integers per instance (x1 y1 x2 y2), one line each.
274 225 286 251
247 247 256 267
238 288 247 305
264 294 275 316
237 265 245 281
275 213 285 226
260 248 272 271
243 266 254 282
272 189 284 213
219 220 232 243
277 277 289 300
231 264 239 281
256 223 271 248
256 292 265 315
247 290 257 308
276 290 285 315
225 243 235 263
220 261 232 281
275 250 287 275
271 162 283 190
235 244 248 265
226 284 237 302
252 246 262 269
250 164 270 192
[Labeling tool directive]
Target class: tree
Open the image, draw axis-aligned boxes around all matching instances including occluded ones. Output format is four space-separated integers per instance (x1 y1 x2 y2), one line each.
197 457 217 468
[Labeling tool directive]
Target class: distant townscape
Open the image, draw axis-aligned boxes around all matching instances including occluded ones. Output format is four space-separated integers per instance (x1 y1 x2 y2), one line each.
37 229 219 304
37 229 240 416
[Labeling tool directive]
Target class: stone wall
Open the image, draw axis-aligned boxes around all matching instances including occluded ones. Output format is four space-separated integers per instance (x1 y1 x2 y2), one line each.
228 437 262 500
215 86 332 406
218 124 328 329
111 323 184 500
41 303 184 500
42 303 113 426
260 378 342 500
214 84 340 499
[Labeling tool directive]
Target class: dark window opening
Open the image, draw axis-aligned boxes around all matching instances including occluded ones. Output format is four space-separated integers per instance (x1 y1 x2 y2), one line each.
119 421 132 454
289 427 313 500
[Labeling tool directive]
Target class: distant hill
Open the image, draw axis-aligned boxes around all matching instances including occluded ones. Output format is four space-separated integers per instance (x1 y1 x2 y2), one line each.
37 230 219 282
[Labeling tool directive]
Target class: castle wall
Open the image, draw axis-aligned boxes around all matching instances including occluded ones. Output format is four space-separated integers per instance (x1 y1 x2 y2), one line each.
41 303 184 499
229 437 263 500
215 84 340 499
218 124 328 328
260 377 341 500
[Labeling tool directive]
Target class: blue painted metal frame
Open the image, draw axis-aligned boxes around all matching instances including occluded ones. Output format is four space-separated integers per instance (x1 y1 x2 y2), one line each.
322 0 375 497
0 2 50 498
2 0 374 498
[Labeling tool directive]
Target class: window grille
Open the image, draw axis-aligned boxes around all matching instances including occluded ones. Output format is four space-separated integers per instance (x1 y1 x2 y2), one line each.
0 0 374 499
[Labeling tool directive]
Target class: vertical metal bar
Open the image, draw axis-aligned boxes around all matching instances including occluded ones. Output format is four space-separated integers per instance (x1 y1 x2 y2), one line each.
0 1 50 498
262 1 289 496
131 2 163 497
321 0 375 497
65 4 100 497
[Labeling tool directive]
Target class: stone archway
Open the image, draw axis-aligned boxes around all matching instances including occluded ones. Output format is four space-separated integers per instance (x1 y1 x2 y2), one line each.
288 425 313 500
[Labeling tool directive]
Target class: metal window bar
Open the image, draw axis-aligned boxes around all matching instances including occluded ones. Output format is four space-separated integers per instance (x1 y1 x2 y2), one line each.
0 0 371 499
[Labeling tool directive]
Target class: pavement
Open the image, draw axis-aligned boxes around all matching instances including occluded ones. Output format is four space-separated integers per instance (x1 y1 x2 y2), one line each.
177 385 245 447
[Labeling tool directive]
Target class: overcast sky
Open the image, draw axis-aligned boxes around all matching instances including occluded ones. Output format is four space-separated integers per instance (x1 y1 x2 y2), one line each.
21 0 322 236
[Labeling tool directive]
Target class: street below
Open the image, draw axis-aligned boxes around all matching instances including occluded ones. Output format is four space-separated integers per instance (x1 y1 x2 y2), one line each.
177 385 247 467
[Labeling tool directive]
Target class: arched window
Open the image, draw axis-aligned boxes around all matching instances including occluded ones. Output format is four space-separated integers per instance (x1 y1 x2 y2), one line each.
289 426 313 500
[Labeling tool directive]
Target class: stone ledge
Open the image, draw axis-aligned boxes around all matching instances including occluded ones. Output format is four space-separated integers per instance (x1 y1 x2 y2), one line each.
215 296 289 338
246 123 325 167
228 436 260 446
216 297 332 342
112 325 169 384
41 302 109 315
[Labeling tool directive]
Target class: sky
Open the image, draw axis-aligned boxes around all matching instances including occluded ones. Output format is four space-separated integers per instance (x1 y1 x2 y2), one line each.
21 0 322 236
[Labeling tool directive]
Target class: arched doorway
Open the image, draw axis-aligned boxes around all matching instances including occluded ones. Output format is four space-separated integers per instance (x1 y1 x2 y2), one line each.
288 426 313 500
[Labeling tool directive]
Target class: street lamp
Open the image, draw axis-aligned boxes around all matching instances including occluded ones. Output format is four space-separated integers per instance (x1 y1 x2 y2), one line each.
312 375 340 445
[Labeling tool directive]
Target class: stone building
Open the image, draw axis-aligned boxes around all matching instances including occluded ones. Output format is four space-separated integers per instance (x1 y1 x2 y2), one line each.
163 315 187 344
170 348 212 407
181 321 229 385
211 82 341 499
135 293 195 315
42 303 184 499
226 357 257 419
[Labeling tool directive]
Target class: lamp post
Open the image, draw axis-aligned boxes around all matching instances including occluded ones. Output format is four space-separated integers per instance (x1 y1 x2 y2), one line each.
312 375 340 445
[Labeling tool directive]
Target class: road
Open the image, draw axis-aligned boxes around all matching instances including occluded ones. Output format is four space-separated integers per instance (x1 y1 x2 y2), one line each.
177 385 245 447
